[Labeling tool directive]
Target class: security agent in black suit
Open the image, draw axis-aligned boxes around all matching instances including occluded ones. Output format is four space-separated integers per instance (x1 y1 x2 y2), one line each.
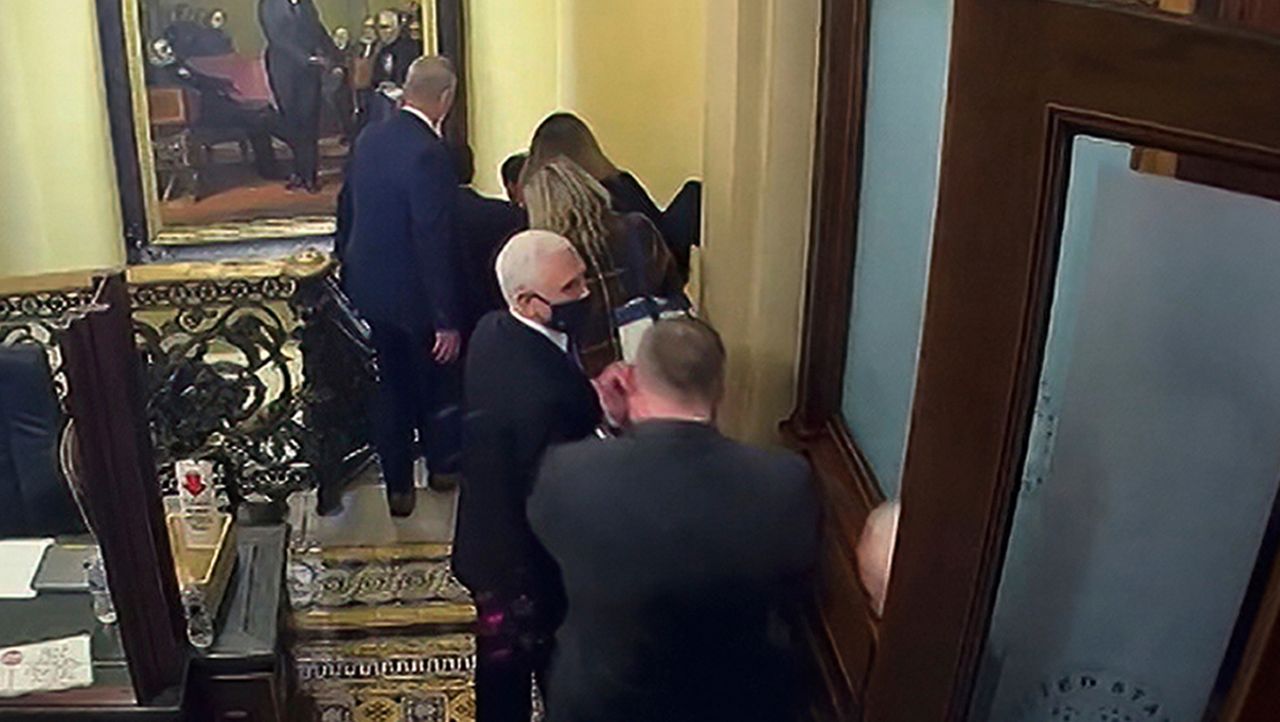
258 0 336 192
529 318 820 722
457 230 604 722
334 57 462 517
449 143 528 336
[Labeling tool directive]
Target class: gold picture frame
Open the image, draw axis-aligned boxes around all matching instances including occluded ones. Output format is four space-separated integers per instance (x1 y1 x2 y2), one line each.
118 0 439 246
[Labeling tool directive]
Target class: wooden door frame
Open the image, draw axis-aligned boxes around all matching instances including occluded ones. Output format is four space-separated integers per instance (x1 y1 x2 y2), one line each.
63 274 188 704
863 2 1280 721
781 0 883 717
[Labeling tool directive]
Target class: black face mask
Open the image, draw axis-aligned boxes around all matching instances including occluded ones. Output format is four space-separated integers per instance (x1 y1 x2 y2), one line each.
534 293 591 336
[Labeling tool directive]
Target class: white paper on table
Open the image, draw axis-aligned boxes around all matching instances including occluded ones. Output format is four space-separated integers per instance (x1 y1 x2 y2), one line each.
0 539 54 600
0 634 93 698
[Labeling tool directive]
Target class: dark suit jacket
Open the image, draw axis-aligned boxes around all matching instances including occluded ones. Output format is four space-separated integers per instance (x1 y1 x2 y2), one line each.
258 0 333 72
602 171 663 231
455 187 527 334
529 421 819 722
336 110 459 332
455 312 602 600
372 35 418 86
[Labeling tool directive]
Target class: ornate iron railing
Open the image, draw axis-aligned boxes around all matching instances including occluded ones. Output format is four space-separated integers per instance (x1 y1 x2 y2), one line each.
0 252 375 507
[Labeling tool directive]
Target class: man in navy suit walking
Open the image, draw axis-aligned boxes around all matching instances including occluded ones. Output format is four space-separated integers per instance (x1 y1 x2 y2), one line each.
335 56 462 517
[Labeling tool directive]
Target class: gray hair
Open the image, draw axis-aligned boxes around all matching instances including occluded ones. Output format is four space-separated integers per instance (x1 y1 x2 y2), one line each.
495 230 577 307
405 56 456 103
377 9 400 27
636 318 727 406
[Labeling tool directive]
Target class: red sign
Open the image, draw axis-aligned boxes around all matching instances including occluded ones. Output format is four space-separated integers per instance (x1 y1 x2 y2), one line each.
182 471 207 498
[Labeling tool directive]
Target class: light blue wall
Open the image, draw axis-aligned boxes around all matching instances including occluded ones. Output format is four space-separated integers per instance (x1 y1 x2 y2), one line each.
841 0 954 496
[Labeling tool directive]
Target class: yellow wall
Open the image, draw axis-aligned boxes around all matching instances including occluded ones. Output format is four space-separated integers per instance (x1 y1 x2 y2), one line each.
698 0 820 444
466 0 560 196
0 0 125 278
468 0 818 444
556 1 706 206
466 0 705 202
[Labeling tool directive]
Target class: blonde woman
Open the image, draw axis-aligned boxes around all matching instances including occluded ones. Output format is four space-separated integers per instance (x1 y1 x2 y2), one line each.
523 157 685 377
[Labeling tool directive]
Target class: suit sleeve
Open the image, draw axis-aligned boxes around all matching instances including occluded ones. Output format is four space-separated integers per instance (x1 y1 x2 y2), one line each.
643 219 686 299
527 445 565 554
409 145 461 331
334 170 353 264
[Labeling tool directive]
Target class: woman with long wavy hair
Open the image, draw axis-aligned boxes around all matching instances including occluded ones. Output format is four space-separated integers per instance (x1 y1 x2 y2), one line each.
524 112 665 230
523 157 684 376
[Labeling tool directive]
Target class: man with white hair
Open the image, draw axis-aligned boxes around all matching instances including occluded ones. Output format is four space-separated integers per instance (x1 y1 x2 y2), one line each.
335 56 461 517
454 230 608 722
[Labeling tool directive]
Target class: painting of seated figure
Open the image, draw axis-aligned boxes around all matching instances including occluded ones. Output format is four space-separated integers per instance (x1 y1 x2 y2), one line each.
125 0 434 245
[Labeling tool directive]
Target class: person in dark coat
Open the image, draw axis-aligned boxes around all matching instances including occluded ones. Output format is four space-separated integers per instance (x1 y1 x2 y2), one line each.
187 8 235 57
334 57 462 517
147 38 281 180
164 4 203 58
258 0 336 192
457 230 611 722
449 143 528 336
501 152 528 206
351 16 380 134
529 318 820 722
372 9 419 88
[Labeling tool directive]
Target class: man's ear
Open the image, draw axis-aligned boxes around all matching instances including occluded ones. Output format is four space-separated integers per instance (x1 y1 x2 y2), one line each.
620 364 639 394
513 292 537 319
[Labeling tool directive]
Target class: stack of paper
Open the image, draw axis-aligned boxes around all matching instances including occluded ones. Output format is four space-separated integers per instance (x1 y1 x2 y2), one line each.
0 635 93 698
0 540 54 600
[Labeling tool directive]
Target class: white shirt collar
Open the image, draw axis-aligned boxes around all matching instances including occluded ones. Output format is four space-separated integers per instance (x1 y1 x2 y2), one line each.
401 105 443 138
510 310 569 353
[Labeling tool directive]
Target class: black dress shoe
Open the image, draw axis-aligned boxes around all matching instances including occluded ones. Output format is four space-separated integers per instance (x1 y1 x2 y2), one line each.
387 491 417 518
316 489 343 517
285 174 305 190
428 472 460 492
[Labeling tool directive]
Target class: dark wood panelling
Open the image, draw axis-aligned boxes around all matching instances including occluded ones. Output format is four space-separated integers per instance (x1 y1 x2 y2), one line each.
63 275 187 703
785 417 885 718
94 0 149 261
783 0 880 716
1218 0 1280 34
436 0 469 150
788 0 871 437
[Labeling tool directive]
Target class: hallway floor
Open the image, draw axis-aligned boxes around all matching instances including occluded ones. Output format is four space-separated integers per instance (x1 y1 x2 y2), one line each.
286 466 478 722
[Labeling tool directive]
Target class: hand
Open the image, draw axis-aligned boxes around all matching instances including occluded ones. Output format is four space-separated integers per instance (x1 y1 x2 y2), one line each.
432 330 461 364
592 362 631 428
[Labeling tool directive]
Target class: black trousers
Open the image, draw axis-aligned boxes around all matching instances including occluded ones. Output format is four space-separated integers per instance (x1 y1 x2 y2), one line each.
202 101 280 178
266 55 322 184
369 323 461 495
474 590 555 722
